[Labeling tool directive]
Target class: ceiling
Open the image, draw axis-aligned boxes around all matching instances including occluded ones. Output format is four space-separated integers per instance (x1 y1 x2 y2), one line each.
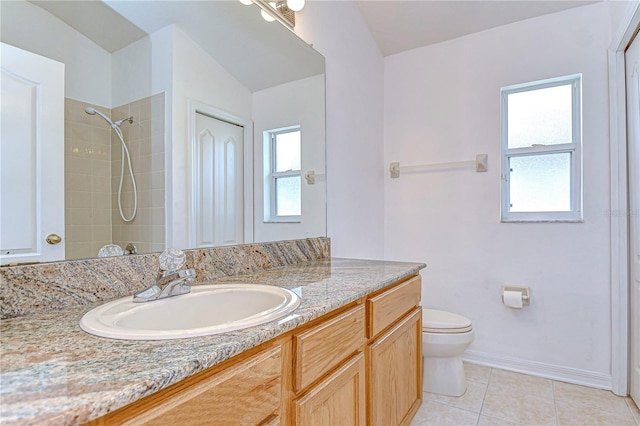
31 0 146 53
27 0 599 84
355 0 599 56
27 0 324 92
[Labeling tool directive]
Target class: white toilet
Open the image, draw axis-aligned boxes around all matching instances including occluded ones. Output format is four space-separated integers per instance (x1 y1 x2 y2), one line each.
421 308 474 397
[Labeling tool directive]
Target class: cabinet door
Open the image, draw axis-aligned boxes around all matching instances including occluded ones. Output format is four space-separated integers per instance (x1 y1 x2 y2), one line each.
367 308 422 426
294 352 366 425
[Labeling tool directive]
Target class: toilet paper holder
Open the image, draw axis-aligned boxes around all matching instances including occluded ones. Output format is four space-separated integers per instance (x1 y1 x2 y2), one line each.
501 285 530 306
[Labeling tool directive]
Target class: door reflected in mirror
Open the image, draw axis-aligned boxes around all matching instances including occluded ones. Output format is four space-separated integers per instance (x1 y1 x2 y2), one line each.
0 0 326 264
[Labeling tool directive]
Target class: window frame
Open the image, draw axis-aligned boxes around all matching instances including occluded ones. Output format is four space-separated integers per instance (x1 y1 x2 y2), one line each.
264 126 302 223
500 74 583 222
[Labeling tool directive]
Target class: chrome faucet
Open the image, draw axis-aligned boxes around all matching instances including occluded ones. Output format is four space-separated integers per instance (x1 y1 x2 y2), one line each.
124 243 138 255
133 248 196 303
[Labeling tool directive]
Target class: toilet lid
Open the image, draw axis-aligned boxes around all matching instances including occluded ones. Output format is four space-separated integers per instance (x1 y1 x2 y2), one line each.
422 309 472 333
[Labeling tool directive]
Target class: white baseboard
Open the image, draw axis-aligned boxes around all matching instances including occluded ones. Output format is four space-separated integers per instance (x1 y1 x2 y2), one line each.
463 350 613 391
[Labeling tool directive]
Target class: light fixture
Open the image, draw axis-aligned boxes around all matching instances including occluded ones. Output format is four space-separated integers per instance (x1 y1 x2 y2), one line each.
286 0 305 12
239 0 253 5
261 1 277 22
255 0 302 28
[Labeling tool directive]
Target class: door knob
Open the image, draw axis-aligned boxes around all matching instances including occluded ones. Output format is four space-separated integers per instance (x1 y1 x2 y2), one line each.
45 234 62 245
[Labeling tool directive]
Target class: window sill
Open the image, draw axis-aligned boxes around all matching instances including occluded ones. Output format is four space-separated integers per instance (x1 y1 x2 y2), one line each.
501 218 584 223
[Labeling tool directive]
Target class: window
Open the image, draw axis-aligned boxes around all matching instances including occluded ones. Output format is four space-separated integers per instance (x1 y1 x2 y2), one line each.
264 127 302 222
500 75 582 222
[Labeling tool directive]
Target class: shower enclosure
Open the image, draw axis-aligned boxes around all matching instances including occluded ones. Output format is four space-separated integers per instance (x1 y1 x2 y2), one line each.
64 95 165 260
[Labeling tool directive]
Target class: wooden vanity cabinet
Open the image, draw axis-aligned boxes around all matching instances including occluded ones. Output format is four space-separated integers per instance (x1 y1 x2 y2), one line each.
88 275 422 426
366 275 423 426
290 275 422 426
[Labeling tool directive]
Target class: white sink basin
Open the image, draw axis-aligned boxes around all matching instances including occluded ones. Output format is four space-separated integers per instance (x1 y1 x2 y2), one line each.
79 284 300 340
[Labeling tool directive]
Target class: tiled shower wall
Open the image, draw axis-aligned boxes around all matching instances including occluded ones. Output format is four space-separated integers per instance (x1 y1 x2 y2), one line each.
111 93 165 255
64 99 113 260
64 94 165 260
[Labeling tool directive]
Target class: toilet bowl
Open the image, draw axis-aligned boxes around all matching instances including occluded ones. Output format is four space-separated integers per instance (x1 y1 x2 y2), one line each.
422 308 474 397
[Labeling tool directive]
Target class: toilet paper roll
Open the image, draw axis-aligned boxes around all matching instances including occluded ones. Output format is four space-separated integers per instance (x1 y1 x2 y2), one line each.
503 290 523 309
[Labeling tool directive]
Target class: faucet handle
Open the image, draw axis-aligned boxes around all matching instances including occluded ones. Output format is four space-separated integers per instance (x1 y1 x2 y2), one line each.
159 248 186 273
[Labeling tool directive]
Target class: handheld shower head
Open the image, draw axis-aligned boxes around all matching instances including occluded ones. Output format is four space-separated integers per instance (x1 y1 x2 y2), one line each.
85 107 115 127
85 106 133 128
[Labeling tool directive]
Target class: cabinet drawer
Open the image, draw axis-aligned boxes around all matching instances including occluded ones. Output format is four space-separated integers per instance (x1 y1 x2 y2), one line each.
367 275 421 338
107 345 283 425
294 305 365 391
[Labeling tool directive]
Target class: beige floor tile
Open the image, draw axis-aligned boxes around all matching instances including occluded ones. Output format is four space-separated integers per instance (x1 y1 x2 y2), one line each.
481 385 556 426
411 400 479 426
477 414 522 426
553 381 631 418
423 380 488 414
625 397 640 425
412 368 637 426
488 369 554 400
465 362 492 384
556 400 636 426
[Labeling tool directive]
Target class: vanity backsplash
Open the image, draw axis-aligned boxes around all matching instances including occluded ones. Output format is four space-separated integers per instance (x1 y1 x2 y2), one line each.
0 237 330 319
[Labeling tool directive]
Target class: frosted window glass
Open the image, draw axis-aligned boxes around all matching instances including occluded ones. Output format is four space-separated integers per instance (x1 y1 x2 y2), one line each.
275 131 301 172
509 153 571 212
275 176 301 216
507 84 572 149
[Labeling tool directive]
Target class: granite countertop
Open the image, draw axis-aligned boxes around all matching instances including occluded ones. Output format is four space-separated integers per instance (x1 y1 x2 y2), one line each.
0 258 425 425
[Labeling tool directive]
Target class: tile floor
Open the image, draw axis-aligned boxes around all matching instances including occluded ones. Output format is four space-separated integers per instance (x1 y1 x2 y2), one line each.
411 363 640 426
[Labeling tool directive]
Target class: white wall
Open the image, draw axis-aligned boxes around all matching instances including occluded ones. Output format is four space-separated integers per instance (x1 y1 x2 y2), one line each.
111 27 173 126
384 3 613 387
111 36 152 108
170 26 253 250
252 75 326 243
0 0 112 107
295 1 385 259
609 0 640 40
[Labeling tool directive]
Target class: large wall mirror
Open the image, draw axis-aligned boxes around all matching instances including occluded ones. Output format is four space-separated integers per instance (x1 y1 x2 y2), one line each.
0 0 326 264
